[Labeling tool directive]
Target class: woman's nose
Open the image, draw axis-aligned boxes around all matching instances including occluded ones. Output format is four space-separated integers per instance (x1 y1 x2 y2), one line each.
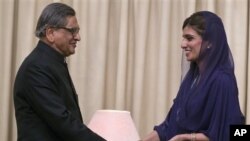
181 39 187 49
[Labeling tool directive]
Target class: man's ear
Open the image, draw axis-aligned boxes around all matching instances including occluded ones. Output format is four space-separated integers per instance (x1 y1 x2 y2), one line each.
45 27 55 43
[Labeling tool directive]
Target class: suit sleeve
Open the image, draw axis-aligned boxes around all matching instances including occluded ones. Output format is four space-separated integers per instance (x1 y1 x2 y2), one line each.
24 64 106 141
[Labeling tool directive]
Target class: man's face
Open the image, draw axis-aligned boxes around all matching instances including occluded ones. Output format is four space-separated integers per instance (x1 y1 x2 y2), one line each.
51 16 81 57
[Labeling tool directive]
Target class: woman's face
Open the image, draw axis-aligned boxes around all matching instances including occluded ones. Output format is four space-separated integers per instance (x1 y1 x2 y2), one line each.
181 26 202 62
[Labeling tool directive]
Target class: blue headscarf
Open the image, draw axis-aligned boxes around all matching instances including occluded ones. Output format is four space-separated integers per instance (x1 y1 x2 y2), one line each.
154 11 245 141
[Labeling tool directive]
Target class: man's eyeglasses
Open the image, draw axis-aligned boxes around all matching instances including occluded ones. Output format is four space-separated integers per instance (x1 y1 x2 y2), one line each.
53 26 80 36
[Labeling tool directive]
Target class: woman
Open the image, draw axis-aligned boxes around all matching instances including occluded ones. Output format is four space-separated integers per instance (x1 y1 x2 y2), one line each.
142 11 245 141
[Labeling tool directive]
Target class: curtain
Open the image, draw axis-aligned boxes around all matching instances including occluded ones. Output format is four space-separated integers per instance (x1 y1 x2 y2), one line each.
0 0 249 140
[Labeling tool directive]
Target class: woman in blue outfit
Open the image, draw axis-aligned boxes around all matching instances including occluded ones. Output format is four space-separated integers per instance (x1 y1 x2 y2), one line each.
142 11 245 141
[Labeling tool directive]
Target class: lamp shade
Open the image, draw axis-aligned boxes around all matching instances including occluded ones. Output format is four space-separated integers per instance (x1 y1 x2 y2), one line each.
88 110 140 141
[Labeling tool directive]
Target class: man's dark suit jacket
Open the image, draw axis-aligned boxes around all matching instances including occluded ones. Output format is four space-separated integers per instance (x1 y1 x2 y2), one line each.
14 41 105 141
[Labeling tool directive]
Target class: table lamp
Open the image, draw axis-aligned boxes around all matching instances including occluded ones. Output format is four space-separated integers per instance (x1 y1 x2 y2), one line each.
88 110 140 141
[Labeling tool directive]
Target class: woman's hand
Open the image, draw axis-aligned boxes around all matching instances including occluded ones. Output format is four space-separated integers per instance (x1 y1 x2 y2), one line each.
168 133 190 141
169 133 209 141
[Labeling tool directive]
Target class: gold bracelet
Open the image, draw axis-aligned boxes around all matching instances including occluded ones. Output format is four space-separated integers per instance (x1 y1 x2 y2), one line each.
190 133 196 141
